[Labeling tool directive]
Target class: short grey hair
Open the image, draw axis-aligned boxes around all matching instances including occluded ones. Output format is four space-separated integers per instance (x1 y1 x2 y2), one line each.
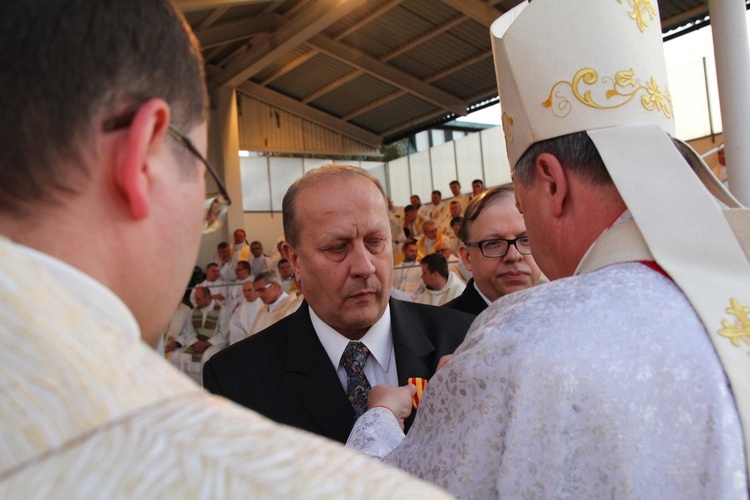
254 270 280 285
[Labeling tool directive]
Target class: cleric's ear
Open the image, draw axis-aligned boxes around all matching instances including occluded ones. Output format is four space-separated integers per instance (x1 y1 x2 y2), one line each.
111 98 171 221
534 152 569 218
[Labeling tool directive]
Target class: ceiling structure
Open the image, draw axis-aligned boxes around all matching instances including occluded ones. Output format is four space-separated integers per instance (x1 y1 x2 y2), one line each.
177 0 721 150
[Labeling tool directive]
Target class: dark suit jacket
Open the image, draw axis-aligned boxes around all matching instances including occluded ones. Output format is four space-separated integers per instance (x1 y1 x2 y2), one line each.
443 278 489 316
204 298 474 443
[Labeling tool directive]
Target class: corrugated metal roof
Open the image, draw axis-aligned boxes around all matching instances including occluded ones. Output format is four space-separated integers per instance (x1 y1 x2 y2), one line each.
180 0 731 151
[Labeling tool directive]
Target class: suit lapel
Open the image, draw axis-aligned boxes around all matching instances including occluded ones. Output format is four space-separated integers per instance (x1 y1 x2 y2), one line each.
284 303 354 442
389 299 435 383
464 279 489 315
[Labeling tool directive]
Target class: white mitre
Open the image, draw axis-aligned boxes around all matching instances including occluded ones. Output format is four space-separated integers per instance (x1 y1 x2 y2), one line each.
491 0 750 479
491 0 673 167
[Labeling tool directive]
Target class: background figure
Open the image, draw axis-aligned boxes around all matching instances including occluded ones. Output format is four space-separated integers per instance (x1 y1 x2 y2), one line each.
414 254 465 306
249 240 275 276
277 258 300 296
415 220 447 260
233 228 250 262
190 262 226 306
224 259 253 313
448 180 469 211
249 270 302 335
176 286 230 383
229 281 264 345
216 241 238 282
163 302 192 363
392 240 423 299
469 179 485 200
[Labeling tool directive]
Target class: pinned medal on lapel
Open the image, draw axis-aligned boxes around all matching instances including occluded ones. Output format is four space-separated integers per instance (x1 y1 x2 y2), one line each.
407 377 428 409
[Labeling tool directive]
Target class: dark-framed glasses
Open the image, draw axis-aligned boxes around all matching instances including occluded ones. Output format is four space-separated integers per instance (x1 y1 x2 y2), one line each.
102 113 231 234
465 236 531 258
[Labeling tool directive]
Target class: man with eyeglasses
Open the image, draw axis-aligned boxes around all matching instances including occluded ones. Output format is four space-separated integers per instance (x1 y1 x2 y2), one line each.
249 270 302 336
0 1 446 496
444 185 543 316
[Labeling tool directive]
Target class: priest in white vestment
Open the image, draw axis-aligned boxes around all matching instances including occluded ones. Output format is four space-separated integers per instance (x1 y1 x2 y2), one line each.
347 1 750 497
0 1 446 496
229 281 264 345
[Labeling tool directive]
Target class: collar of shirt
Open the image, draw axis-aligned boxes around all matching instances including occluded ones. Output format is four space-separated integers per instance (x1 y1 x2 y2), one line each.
575 209 633 275
310 304 398 390
268 291 288 312
199 300 217 314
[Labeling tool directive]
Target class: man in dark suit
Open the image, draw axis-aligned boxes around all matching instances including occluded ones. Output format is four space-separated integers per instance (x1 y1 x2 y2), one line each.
205 164 473 443
444 185 543 315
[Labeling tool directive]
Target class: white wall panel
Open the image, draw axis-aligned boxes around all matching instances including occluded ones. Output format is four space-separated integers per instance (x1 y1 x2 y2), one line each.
454 132 483 193
361 161 387 193
302 158 333 173
240 156 271 211
430 141 457 196
481 126 512 187
269 157 304 211
388 157 411 206
409 150 433 201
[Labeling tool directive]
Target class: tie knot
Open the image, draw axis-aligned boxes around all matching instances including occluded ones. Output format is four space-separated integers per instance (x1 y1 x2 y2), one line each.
341 341 369 373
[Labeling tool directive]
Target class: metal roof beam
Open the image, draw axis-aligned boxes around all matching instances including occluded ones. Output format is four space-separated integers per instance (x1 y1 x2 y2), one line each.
208 0 367 90
175 0 267 13
259 50 318 85
302 69 364 103
333 0 406 41
196 7 229 30
309 34 467 116
196 15 279 48
426 51 493 83
342 90 405 121
237 80 382 146
439 0 504 27
381 15 466 62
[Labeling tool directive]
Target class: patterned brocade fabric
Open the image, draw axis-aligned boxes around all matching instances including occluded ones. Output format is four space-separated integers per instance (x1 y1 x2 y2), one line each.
348 263 748 498
0 236 449 499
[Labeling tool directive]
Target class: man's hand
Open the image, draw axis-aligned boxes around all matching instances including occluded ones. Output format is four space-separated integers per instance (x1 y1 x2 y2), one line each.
367 384 417 431
212 293 225 301
192 340 210 353
165 341 180 353
436 354 453 372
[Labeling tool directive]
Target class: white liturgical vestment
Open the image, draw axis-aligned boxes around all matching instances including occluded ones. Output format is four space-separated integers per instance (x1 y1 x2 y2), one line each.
348 263 748 498
0 236 447 498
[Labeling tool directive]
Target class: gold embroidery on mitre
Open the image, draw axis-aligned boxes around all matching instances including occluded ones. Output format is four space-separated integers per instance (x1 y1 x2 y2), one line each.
617 0 657 32
502 111 514 144
542 68 673 119
718 298 750 352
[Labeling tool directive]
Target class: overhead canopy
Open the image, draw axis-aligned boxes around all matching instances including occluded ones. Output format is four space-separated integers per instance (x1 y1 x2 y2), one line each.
177 0 720 149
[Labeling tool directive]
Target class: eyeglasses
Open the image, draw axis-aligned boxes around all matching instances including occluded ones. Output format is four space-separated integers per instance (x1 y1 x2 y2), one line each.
254 282 274 294
465 236 531 258
102 113 231 233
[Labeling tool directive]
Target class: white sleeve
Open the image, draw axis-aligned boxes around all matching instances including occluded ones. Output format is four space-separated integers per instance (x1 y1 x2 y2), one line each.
345 407 405 460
